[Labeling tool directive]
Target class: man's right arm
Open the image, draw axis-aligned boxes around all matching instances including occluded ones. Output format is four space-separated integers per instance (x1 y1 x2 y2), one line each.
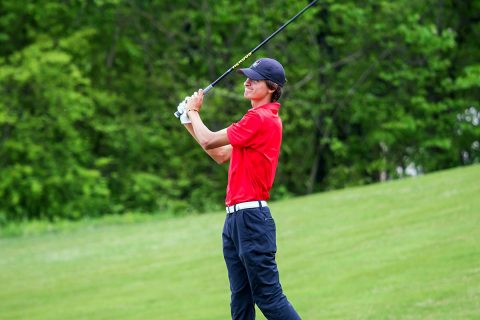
183 124 232 164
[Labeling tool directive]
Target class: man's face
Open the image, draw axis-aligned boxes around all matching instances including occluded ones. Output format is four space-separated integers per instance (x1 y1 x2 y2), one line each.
243 78 274 101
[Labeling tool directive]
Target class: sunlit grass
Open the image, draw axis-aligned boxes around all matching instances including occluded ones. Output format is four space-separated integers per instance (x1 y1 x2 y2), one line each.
1 165 479 319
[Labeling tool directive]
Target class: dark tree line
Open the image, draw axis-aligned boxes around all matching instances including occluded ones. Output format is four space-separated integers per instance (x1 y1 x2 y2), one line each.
0 0 478 222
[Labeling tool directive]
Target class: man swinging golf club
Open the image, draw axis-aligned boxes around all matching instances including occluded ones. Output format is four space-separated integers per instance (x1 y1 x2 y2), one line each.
178 58 301 320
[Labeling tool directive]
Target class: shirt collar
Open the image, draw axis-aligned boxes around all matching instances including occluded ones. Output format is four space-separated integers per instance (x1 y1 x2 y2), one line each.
251 102 281 111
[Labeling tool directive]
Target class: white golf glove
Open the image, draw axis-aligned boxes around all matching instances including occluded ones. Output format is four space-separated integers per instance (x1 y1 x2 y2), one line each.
177 97 191 124
180 109 191 124
175 91 200 124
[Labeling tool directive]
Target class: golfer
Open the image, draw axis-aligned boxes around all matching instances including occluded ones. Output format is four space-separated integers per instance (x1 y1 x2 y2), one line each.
181 58 301 320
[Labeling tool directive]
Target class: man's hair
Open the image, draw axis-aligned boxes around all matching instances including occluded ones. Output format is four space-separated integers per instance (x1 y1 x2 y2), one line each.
265 80 283 102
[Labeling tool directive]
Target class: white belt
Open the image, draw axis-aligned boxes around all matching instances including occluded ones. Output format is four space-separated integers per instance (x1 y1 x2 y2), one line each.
226 201 268 214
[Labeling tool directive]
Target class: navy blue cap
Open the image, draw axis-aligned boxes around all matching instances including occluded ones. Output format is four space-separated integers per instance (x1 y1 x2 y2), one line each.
237 58 286 87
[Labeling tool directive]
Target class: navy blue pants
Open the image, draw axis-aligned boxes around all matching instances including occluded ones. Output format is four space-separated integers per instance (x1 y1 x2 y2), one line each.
222 205 301 320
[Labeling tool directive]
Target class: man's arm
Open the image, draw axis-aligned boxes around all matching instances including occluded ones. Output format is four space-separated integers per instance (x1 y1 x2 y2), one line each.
180 89 232 164
183 123 232 164
184 89 232 150
187 110 230 149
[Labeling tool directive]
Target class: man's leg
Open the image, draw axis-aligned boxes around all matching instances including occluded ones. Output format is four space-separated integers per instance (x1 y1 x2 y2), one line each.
239 208 301 320
223 214 255 320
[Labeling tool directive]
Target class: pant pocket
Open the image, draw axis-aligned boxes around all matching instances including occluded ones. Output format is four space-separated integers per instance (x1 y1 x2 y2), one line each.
242 208 277 254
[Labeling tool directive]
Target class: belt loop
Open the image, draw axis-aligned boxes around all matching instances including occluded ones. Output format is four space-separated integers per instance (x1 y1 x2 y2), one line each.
234 204 237 213
258 200 262 208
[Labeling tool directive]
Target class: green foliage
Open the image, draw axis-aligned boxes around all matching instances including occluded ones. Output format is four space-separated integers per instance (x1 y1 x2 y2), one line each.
0 34 110 221
0 0 479 222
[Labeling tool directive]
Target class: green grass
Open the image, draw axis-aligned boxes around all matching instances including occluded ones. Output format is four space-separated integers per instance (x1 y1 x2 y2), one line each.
1 165 479 319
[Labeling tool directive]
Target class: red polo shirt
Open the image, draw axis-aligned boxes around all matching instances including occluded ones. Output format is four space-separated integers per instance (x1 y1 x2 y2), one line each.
225 102 282 206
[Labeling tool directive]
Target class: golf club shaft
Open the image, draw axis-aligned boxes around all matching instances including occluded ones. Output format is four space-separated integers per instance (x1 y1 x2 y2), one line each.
175 0 319 118
203 0 319 94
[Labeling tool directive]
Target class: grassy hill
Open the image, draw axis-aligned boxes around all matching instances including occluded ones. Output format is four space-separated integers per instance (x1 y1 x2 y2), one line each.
1 165 479 319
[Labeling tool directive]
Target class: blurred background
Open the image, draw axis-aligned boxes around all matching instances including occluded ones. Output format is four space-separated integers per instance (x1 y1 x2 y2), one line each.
0 0 478 223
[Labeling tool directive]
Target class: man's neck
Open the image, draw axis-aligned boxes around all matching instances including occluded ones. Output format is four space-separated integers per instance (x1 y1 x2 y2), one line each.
251 97 272 108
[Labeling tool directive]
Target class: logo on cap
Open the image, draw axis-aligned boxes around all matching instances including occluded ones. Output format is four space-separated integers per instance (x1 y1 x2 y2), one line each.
252 60 261 68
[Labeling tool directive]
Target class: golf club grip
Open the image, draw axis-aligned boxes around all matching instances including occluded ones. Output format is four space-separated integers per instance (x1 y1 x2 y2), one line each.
203 84 214 94
173 83 214 118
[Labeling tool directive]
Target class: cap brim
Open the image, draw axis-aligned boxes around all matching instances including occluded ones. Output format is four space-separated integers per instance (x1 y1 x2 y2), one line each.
237 68 266 81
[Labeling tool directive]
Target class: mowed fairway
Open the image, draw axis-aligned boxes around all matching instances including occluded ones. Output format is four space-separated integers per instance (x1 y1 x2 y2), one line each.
1 165 479 319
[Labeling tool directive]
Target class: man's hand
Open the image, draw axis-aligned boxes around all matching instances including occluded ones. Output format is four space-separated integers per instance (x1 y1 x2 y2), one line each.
175 96 191 124
177 97 192 124
186 89 204 114
174 96 188 119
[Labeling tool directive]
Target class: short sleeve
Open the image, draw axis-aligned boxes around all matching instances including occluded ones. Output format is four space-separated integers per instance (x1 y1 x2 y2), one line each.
227 111 263 147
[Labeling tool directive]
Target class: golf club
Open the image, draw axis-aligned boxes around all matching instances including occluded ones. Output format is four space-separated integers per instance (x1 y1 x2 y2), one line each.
174 0 320 118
